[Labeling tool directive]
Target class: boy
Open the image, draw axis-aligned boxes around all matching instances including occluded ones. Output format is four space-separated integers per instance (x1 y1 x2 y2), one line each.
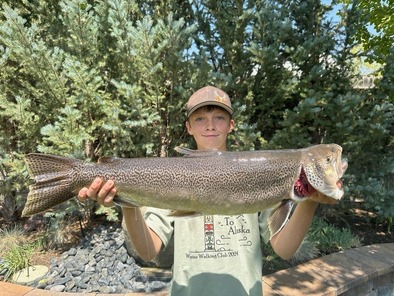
79 86 321 295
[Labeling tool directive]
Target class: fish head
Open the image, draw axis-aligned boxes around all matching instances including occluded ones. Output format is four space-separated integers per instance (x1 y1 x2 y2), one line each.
301 144 348 201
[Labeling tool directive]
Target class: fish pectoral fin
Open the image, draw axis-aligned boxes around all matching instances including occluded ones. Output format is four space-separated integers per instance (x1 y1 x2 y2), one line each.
174 147 222 158
113 196 141 208
168 210 201 217
268 200 294 240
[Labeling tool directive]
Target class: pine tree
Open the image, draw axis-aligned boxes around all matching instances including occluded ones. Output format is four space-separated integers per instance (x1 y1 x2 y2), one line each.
0 0 392 224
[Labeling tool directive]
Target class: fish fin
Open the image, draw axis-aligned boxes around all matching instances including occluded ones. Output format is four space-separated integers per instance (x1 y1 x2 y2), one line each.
22 153 81 217
98 156 120 163
174 147 222 158
168 210 201 217
268 200 294 240
113 195 141 208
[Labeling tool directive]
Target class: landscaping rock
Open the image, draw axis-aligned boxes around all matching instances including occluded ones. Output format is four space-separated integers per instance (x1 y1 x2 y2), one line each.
28 223 171 293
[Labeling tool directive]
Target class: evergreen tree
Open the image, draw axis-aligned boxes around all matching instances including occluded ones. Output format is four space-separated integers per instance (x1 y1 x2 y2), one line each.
0 0 392 225
247 0 358 147
346 49 393 227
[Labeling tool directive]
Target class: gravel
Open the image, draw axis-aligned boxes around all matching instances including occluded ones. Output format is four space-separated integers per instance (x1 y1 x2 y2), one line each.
26 224 170 293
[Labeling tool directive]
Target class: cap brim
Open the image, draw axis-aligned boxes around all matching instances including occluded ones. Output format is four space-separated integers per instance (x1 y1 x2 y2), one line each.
187 102 234 118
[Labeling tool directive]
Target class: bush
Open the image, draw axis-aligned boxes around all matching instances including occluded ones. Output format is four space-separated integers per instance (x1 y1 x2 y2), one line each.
306 217 361 255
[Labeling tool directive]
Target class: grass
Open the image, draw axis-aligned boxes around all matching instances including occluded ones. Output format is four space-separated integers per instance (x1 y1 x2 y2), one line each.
0 225 26 258
0 225 44 281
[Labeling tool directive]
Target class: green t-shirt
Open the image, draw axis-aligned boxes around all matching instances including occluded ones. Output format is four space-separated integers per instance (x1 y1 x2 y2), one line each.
145 208 273 296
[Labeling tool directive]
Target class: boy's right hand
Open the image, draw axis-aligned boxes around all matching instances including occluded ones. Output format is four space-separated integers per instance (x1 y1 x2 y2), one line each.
78 177 117 207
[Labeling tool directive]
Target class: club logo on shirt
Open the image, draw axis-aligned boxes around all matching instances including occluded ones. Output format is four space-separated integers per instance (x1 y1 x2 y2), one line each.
185 214 253 260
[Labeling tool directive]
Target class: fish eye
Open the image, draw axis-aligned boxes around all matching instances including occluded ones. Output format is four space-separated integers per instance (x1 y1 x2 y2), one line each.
326 156 331 163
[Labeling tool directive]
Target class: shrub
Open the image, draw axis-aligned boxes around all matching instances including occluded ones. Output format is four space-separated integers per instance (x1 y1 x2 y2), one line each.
306 217 361 255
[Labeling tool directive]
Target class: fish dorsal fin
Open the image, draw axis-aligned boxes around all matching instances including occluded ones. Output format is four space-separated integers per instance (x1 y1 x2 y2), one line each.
174 147 223 158
98 156 120 163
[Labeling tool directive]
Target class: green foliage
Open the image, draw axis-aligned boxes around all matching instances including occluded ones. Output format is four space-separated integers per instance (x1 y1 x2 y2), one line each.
0 0 392 229
337 0 393 63
42 200 94 247
0 150 29 218
0 0 198 160
95 205 119 222
343 51 394 224
0 239 41 281
0 225 25 256
306 217 361 254
249 0 357 147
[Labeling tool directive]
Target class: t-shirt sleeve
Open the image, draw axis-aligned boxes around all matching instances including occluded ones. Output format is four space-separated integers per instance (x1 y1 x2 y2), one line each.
144 207 174 248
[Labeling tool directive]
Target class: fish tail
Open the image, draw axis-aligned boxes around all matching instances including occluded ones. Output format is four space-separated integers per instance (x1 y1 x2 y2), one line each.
22 153 81 217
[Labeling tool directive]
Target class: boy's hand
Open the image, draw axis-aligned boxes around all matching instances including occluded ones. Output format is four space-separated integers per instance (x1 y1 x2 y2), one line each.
78 177 116 207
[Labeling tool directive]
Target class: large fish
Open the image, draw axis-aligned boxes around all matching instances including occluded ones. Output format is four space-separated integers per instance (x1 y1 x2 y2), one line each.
22 144 347 236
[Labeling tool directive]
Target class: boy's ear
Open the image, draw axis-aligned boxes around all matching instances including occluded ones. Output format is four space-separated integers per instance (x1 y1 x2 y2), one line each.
228 119 235 133
185 121 193 135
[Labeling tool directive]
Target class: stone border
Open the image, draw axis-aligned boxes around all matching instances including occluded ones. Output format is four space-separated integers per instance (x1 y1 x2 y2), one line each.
1 243 393 296
263 243 394 295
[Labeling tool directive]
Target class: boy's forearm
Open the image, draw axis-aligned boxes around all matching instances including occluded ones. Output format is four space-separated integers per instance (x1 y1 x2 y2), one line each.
122 207 162 261
270 200 318 260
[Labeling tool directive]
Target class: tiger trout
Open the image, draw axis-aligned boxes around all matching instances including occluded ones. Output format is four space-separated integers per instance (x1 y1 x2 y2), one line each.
22 144 347 237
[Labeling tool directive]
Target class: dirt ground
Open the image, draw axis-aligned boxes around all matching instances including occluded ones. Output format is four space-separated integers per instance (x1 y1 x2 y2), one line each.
331 208 393 246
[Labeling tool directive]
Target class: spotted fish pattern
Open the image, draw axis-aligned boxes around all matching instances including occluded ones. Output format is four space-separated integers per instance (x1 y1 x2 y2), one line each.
22 144 347 237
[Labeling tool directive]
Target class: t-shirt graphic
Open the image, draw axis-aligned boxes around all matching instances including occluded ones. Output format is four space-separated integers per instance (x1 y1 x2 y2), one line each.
185 214 253 260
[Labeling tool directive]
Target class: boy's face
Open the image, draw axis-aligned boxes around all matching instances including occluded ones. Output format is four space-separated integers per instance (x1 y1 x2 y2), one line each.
186 106 234 151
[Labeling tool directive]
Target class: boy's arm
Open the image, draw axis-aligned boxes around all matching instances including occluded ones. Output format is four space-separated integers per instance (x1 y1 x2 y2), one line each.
269 200 318 260
122 207 163 261
78 178 163 261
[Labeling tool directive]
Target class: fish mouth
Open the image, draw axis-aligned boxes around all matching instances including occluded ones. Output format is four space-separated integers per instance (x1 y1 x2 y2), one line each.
294 167 344 201
294 167 316 199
